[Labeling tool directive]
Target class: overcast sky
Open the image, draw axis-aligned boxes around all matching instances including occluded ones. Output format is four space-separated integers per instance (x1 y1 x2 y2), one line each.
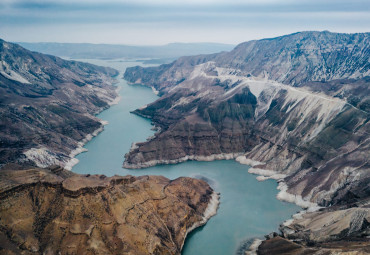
0 0 369 45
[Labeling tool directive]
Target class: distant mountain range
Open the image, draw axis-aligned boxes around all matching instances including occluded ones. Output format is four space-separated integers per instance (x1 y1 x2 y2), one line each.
17 42 235 61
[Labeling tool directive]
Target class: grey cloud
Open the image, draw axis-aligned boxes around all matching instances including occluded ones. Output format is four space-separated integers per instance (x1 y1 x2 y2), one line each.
0 0 369 44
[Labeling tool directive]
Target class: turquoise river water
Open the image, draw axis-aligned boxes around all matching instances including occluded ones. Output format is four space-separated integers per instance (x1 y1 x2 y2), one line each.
72 59 300 255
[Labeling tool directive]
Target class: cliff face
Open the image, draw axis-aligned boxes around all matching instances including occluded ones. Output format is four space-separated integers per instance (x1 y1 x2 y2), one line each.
123 31 370 251
256 205 370 254
124 61 369 208
124 31 370 93
0 165 218 255
0 39 119 168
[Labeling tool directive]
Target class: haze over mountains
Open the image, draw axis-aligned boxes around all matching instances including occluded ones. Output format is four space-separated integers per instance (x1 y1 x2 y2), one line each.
17 42 235 61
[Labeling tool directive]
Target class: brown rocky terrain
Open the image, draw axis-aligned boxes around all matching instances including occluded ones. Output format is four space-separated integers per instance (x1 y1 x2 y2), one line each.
123 31 370 253
252 204 370 254
0 39 119 169
0 39 221 255
257 235 370 255
0 164 218 255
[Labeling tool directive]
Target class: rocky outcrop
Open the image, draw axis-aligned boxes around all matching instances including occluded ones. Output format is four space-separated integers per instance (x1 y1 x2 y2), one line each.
123 31 370 253
0 165 218 255
255 204 370 254
281 207 370 243
0 39 119 168
257 235 370 255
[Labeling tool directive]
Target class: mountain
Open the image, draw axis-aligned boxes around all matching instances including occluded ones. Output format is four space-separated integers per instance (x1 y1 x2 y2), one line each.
0 39 219 255
125 31 370 94
123 31 370 253
17 42 235 60
0 39 119 168
0 164 218 254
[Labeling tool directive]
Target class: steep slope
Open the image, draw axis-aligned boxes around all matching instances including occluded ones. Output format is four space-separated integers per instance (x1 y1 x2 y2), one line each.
0 165 218 254
123 31 370 251
124 31 370 204
124 31 370 93
125 61 369 205
0 39 119 168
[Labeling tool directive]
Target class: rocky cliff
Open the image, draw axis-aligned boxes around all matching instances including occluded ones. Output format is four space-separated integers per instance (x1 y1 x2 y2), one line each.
124 55 369 208
123 31 370 252
124 31 370 93
0 164 218 255
0 39 119 169
255 205 370 254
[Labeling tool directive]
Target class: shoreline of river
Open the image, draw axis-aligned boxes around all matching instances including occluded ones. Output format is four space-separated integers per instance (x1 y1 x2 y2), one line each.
72 58 298 254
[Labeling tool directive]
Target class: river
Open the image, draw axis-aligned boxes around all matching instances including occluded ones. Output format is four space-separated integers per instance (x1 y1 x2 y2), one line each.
71 58 300 255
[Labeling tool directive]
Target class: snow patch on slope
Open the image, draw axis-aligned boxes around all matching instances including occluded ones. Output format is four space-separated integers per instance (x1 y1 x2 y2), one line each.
23 120 108 170
23 147 66 168
281 87 346 140
0 61 30 84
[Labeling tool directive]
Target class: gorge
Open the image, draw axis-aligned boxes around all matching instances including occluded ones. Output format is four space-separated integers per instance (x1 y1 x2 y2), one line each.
0 41 219 254
0 30 369 254
124 31 370 253
70 58 300 255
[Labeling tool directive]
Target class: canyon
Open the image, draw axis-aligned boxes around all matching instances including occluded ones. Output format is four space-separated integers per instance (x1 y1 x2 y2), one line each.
1 31 369 254
124 31 370 253
0 40 219 254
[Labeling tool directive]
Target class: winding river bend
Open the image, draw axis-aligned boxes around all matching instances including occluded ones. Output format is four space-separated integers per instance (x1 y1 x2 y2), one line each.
72 59 300 255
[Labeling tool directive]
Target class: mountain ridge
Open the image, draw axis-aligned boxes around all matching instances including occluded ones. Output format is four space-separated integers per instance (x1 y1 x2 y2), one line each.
124 31 370 93
0 39 119 168
0 39 220 255
123 31 370 253
17 41 235 60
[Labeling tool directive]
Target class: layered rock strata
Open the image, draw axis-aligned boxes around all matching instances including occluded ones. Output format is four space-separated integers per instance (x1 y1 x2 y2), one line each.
257 235 370 255
255 204 370 254
123 31 369 206
0 165 218 255
124 31 370 94
124 61 369 208
123 31 370 253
